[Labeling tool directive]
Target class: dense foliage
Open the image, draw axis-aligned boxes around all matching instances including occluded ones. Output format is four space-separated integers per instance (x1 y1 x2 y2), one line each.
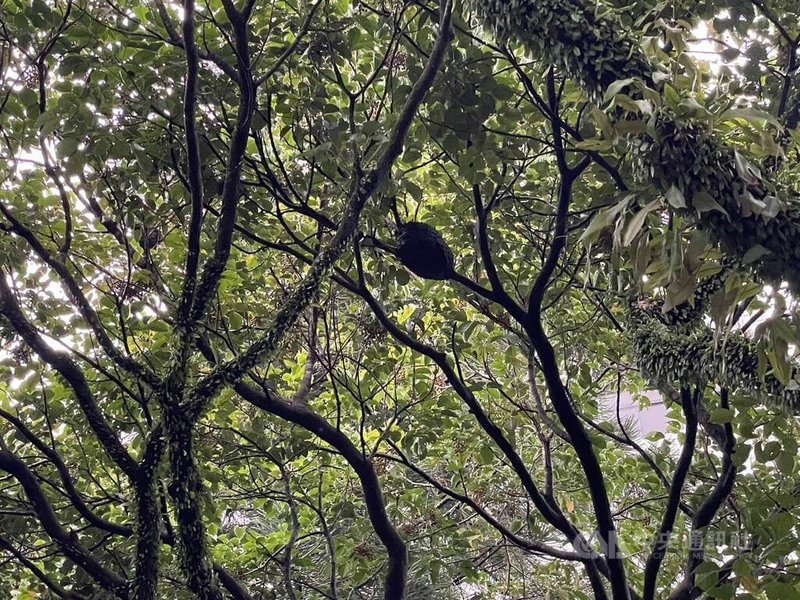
0 1 799 599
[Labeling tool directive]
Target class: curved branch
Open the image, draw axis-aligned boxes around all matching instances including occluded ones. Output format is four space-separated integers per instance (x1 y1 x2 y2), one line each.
386 444 583 561
0 204 160 388
174 0 206 326
0 407 130 536
0 451 129 598
667 390 737 600
186 1 257 326
0 275 138 478
521 92 627 597
348 259 611 600
642 389 699 600
233 381 408 600
0 535 88 600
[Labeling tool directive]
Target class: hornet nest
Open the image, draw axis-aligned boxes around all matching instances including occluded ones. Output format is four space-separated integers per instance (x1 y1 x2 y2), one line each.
395 221 454 280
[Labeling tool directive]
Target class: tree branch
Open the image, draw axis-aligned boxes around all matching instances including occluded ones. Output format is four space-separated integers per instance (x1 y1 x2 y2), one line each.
0 450 128 598
668 389 737 600
0 535 88 600
0 203 160 388
186 0 455 420
642 388 699 600
232 381 408 600
0 275 138 479
386 443 584 561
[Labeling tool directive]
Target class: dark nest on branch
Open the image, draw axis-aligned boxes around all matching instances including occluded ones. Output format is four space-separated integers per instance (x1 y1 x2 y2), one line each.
395 221 455 280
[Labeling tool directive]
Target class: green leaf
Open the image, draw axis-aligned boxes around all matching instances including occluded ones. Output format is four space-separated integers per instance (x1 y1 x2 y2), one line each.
719 107 781 130
622 199 660 246
574 138 614 151
776 450 795 474
709 408 734 424
742 244 772 264
708 583 735 599
691 191 729 217
664 184 686 209
57 137 79 159
228 312 243 330
695 560 720 591
767 348 792 386
602 77 637 103
663 275 697 313
579 207 614 244
733 150 761 186
663 83 681 109
763 581 800 600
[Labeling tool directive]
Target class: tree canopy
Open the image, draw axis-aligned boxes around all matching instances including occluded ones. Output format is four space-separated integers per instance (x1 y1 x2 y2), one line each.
1 0 799 599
